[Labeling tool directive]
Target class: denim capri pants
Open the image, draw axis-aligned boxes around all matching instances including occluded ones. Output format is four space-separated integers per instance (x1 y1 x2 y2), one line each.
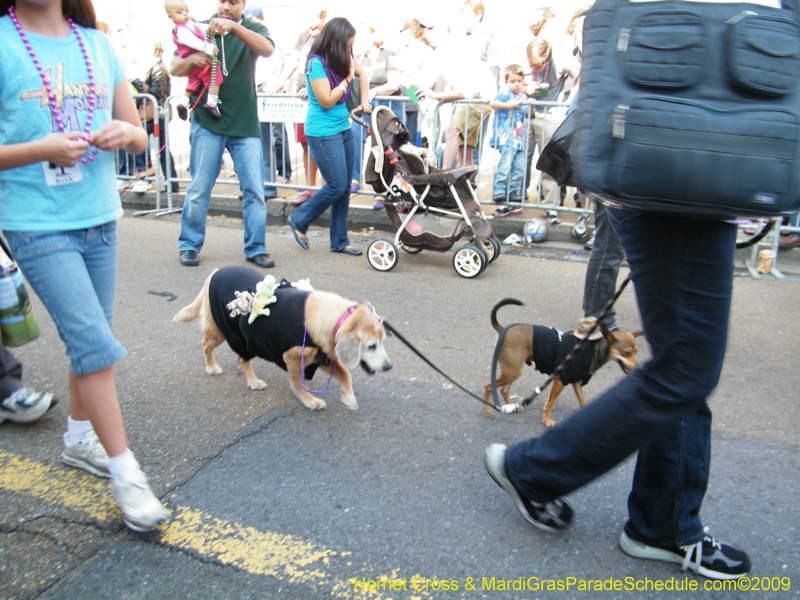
3 223 126 375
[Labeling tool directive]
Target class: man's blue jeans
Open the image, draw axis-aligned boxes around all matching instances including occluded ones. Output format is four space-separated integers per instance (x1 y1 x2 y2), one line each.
504 209 737 547
291 128 355 251
492 143 525 201
179 121 267 258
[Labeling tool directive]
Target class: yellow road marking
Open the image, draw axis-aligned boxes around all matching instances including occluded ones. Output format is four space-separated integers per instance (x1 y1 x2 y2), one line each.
1 450 433 599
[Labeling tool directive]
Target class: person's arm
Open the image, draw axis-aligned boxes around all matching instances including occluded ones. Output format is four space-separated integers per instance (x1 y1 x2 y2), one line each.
206 19 274 57
421 89 464 102
353 58 372 114
0 132 89 171
175 25 216 55
489 99 520 110
170 51 210 78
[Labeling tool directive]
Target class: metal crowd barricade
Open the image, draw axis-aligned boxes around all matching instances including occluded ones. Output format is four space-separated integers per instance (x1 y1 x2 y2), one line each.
117 93 178 215
145 92 591 221
429 97 590 219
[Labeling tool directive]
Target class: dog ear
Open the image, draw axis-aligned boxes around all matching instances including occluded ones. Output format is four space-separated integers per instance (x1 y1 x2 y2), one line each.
335 333 361 370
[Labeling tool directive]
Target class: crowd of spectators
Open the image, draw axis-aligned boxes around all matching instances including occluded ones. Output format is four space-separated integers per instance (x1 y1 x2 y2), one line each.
114 1 586 209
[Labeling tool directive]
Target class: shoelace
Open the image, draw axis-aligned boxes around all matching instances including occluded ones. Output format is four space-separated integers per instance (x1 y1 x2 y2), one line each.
680 526 717 574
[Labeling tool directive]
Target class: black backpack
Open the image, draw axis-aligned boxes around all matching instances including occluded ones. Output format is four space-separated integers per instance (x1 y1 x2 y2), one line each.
573 0 800 218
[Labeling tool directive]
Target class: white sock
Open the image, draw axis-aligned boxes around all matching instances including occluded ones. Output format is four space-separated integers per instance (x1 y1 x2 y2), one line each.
206 92 218 106
65 417 94 446
108 448 140 482
178 96 190 107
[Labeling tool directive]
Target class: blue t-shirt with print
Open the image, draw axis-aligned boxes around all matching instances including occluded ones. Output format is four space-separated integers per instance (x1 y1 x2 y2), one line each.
0 17 125 231
489 89 528 151
304 56 350 138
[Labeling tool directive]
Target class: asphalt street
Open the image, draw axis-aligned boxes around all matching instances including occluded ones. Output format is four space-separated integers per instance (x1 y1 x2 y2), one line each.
2 212 799 600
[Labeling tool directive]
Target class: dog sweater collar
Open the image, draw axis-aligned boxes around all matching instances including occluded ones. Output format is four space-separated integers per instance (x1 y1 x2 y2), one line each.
334 305 358 341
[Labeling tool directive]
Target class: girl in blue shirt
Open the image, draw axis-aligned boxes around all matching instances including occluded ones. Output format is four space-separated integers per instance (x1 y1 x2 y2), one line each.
0 0 167 532
287 17 370 255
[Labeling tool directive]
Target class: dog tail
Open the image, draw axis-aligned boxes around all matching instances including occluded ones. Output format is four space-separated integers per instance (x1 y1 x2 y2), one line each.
490 298 524 333
172 271 216 323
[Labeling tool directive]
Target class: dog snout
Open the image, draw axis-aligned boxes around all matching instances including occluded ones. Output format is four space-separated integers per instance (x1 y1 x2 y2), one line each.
382 361 392 372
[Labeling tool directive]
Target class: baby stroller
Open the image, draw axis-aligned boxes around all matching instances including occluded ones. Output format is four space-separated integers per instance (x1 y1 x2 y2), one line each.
354 106 500 278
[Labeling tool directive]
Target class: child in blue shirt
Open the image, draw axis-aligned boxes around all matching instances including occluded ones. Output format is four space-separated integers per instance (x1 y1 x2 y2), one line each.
489 65 528 217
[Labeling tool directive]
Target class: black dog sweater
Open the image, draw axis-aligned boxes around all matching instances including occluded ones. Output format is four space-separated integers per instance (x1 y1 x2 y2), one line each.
532 325 595 386
209 266 322 378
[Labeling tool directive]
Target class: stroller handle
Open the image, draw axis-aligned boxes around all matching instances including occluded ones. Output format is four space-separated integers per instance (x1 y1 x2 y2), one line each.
350 107 371 134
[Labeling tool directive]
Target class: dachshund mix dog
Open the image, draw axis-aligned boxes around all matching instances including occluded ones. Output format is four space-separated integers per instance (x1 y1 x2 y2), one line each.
485 299 642 427
173 266 392 411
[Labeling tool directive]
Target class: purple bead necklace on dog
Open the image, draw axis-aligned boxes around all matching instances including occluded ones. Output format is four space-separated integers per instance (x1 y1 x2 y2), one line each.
9 5 99 164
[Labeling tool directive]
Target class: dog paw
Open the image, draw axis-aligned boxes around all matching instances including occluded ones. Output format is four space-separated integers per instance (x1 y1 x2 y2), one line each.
543 418 556 428
301 397 327 410
205 365 223 376
340 396 359 411
247 378 267 390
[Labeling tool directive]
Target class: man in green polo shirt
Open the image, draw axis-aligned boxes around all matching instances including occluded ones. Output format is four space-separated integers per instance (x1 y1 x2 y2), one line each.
171 0 275 268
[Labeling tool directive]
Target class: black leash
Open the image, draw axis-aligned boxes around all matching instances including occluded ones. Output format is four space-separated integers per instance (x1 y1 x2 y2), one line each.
383 321 501 412
491 274 632 414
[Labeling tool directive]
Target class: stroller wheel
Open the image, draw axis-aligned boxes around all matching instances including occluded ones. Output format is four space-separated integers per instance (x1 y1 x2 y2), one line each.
480 235 501 264
453 244 486 278
400 243 423 254
367 238 399 272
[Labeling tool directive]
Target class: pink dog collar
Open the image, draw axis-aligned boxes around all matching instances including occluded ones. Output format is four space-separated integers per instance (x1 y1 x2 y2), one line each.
334 306 358 341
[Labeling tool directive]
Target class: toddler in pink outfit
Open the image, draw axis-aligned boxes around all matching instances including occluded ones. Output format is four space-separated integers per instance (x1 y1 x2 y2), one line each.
165 0 223 119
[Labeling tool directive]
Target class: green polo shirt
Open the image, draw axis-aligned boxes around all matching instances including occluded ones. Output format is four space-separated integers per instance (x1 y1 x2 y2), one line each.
190 16 272 138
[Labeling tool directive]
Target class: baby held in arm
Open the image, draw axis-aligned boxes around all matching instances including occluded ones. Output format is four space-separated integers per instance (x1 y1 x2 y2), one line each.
165 0 223 120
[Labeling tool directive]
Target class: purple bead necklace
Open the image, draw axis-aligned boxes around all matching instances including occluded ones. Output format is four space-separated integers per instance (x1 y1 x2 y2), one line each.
9 5 99 164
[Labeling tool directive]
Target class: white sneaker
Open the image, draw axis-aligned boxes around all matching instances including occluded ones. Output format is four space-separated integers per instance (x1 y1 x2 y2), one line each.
113 467 169 532
61 431 110 478
0 388 54 423
116 179 128 192
130 180 151 194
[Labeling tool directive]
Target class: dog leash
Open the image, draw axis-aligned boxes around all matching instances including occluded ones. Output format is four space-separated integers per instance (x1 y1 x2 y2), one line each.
382 320 502 412
492 275 633 414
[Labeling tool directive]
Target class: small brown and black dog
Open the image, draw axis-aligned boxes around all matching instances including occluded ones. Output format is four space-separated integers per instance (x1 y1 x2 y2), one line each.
484 298 642 427
173 267 392 411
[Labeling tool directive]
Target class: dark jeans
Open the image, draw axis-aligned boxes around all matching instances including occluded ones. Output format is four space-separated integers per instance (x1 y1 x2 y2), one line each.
582 201 625 328
505 209 737 547
292 128 355 251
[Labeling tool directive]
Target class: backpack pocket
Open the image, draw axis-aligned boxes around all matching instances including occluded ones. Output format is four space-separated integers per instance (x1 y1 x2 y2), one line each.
622 11 707 89
728 14 800 97
612 97 800 216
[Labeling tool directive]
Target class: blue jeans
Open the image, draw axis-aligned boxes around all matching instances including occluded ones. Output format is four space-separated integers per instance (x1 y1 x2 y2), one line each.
179 121 267 257
582 202 625 328
492 144 525 201
504 209 737 547
291 129 355 251
4 224 126 375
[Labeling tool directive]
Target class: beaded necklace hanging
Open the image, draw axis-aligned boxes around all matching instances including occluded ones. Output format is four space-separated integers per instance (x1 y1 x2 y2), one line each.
8 6 99 164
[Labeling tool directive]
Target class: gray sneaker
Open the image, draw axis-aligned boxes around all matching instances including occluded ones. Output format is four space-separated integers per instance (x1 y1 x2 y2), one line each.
0 389 54 424
61 431 110 478
619 528 751 580
484 443 574 532
113 466 169 532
